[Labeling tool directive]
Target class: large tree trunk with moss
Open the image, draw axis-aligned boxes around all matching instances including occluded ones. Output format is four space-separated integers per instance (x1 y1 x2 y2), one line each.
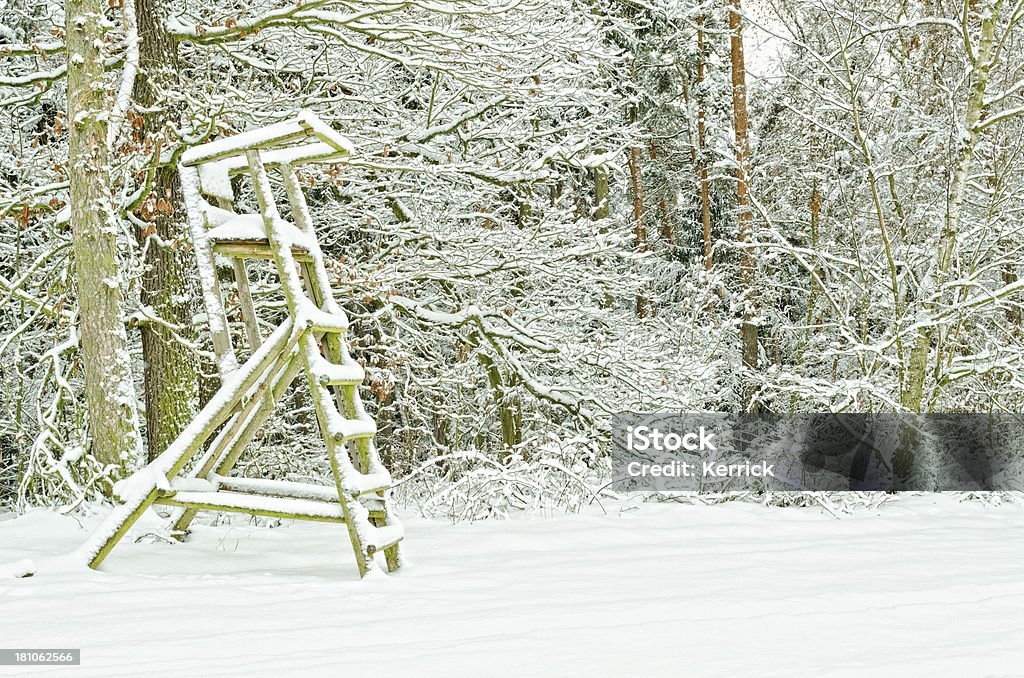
67 0 142 474
134 0 199 460
728 0 759 411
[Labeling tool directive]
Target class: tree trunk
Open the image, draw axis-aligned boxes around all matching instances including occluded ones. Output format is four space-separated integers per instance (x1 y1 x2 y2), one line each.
594 168 609 221
659 195 672 243
629 145 646 250
697 17 713 270
629 143 650 316
67 0 142 474
134 0 199 459
628 98 649 317
902 0 1002 413
474 337 521 457
647 139 674 245
728 0 759 410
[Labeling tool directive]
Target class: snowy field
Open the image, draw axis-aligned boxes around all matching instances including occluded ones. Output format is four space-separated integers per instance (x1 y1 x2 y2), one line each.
2 495 1023 677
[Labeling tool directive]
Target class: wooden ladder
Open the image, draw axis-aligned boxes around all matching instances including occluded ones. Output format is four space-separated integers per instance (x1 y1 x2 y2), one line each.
78 112 402 577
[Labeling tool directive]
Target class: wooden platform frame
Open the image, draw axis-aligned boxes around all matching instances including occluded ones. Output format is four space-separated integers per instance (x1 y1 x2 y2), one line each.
78 112 402 577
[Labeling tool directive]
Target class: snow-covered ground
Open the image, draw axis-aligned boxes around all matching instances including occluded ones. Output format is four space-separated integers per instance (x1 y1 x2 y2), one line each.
2 495 1023 676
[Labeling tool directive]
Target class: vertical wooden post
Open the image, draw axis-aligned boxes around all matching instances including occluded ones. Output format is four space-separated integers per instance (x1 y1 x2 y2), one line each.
181 166 237 376
213 198 263 353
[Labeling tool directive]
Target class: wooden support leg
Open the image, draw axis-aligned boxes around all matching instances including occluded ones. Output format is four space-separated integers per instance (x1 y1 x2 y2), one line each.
232 259 263 352
84 488 162 569
182 167 237 377
383 543 400 573
297 335 374 577
214 354 303 476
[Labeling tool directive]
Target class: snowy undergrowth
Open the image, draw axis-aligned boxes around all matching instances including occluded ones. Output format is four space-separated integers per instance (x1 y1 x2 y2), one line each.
391 436 615 521
387 434 1024 522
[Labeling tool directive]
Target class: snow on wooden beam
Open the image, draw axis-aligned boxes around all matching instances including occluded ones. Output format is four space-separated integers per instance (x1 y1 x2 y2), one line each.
197 141 347 199
154 491 355 523
181 111 354 167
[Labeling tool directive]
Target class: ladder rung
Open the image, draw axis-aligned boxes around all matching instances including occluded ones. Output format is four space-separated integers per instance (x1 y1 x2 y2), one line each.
328 417 377 441
341 469 393 496
212 475 338 502
297 300 349 333
352 483 392 498
317 385 377 441
155 490 385 522
365 526 404 555
308 352 364 386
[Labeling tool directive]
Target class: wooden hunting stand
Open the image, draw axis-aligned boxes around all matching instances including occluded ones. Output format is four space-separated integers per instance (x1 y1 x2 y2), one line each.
78 112 402 577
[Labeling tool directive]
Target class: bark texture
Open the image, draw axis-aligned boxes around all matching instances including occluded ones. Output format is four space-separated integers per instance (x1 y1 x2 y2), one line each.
901 0 1002 413
67 0 142 472
697 18 713 270
728 0 759 410
135 0 199 459
594 168 609 221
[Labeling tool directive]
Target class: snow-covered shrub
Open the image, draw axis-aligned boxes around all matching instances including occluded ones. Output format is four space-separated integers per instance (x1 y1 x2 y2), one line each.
391 435 615 521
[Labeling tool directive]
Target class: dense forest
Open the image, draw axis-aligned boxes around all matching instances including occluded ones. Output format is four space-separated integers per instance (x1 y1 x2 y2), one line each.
2 0 1023 513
